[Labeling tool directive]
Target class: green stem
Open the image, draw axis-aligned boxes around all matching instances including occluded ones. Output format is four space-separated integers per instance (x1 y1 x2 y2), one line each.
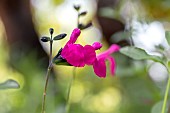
65 67 76 113
41 32 53 113
161 69 170 113
41 63 52 113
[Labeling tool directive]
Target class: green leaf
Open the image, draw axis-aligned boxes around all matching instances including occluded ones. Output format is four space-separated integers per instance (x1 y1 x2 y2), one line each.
52 0 64 6
53 48 71 66
78 23 92 30
53 58 71 66
151 101 168 113
110 31 131 43
53 33 67 40
0 79 20 90
79 11 87 16
165 31 170 45
120 46 163 63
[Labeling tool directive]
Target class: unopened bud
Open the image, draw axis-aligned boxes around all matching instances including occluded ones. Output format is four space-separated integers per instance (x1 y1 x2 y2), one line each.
74 5 80 11
49 28 54 35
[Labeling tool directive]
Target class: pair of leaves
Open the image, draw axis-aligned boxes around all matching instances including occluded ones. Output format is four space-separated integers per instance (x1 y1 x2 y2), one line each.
120 46 163 64
0 79 20 90
73 5 87 16
41 33 67 42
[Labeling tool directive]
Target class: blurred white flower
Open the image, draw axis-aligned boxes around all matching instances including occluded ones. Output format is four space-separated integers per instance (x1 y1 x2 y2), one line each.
149 62 168 82
131 20 170 82
132 20 169 56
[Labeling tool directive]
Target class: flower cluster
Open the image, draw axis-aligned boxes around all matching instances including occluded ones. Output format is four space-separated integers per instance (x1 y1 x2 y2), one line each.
55 28 120 78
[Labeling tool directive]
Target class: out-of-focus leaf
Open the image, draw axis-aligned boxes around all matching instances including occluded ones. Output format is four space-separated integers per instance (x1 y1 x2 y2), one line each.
74 5 80 11
79 11 87 16
0 79 20 90
78 23 92 30
120 46 163 63
53 33 67 40
111 31 131 43
99 7 121 20
151 101 168 113
52 0 64 6
165 31 170 45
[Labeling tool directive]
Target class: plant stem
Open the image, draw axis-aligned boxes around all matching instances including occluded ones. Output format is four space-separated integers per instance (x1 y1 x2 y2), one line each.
65 67 76 113
161 69 170 113
41 33 53 113
41 63 52 113
77 9 81 28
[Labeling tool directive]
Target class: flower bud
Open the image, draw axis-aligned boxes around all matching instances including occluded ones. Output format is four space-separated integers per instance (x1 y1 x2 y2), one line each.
74 5 80 11
49 28 54 35
92 42 102 50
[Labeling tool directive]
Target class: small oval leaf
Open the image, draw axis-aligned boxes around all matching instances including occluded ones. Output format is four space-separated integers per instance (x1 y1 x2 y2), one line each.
78 23 92 30
40 36 50 42
53 33 67 40
0 79 20 90
79 11 87 16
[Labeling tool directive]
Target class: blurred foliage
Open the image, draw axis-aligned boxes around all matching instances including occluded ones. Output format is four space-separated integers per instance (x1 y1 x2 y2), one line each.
142 0 170 20
0 0 169 113
0 79 20 90
52 0 64 6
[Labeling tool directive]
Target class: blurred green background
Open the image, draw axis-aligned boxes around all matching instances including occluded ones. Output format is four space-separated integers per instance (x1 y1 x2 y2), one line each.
0 0 170 113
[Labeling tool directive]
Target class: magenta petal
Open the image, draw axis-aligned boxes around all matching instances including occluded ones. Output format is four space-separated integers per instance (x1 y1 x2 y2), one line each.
107 57 116 76
84 45 96 65
61 44 85 67
92 42 102 50
97 44 120 59
66 28 81 45
106 44 120 54
93 59 106 78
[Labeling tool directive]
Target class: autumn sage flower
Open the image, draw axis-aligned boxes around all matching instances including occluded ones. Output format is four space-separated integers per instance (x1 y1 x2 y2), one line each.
61 28 97 67
55 28 120 78
93 44 120 77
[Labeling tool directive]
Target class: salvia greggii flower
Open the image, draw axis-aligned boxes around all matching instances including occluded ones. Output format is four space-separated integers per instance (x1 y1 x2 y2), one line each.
55 28 120 78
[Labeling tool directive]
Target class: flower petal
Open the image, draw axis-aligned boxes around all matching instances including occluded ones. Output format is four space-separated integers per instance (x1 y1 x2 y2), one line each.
66 28 81 45
93 59 106 78
61 44 85 67
92 42 102 50
84 45 96 65
97 44 120 59
107 56 116 76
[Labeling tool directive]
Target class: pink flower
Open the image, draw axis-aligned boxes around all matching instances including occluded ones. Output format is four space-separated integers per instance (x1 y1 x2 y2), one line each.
93 45 120 78
61 28 97 67
60 28 120 78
